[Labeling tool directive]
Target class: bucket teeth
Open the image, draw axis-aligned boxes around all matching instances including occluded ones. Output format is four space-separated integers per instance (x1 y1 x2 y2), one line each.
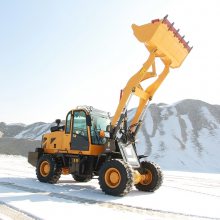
132 15 192 68
162 16 192 53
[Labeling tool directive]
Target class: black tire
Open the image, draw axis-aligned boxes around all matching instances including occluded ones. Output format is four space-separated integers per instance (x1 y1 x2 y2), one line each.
98 159 134 196
36 154 61 184
72 174 91 182
135 161 163 192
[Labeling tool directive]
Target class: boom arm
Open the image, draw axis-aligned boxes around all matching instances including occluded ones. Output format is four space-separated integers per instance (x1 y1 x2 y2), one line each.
111 50 170 133
111 15 191 139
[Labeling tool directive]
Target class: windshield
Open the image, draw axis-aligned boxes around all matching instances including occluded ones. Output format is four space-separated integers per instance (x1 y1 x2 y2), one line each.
90 113 110 145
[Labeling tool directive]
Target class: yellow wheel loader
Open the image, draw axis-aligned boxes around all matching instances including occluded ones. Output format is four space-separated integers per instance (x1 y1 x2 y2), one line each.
28 15 191 196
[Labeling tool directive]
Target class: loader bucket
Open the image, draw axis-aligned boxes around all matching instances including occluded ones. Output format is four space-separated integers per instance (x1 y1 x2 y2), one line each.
132 15 192 68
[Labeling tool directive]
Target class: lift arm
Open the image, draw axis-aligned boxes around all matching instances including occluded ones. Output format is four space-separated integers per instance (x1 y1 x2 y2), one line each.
111 15 191 139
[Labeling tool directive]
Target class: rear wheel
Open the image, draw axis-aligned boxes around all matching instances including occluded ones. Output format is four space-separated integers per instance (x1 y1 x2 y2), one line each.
98 159 134 196
135 161 163 192
36 154 61 184
72 174 91 182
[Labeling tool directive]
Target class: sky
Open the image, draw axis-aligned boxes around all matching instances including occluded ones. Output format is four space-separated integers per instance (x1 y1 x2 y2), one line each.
0 0 220 124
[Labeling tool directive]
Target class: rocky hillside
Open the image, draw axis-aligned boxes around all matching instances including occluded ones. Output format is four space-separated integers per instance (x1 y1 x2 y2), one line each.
0 99 220 172
0 122 51 156
135 99 220 173
0 122 52 140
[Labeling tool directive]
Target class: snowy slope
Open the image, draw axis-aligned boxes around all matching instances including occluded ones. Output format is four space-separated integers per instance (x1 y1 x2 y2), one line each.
0 155 220 220
14 122 52 140
132 99 220 173
0 122 52 140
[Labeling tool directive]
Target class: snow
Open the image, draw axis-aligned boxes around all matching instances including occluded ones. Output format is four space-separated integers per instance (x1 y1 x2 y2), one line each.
7 123 25 127
200 106 218 129
144 110 154 136
14 123 51 140
0 155 220 220
132 102 220 173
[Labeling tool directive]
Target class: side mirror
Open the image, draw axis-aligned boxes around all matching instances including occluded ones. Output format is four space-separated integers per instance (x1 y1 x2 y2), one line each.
86 115 92 126
55 119 61 126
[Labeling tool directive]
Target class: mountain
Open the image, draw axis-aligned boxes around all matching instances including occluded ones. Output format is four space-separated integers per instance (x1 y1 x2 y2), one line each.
0 122 52 156
0 122 52 140
0 99 220 173
134 99 220 173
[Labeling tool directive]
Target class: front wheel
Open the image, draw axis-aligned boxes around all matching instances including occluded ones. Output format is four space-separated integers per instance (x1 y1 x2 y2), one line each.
36 154 61 184
98 159 134 196
135 161 163 192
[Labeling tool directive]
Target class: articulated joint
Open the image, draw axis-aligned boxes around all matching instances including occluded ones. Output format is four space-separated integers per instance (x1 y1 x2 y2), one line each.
133 169 152 185
133 170 142 184
119 128 136 144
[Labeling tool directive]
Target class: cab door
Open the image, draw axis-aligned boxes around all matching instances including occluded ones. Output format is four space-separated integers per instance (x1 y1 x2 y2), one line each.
71 110 89 151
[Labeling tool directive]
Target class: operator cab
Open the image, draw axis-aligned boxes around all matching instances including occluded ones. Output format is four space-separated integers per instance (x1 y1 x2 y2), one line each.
65 106 111 151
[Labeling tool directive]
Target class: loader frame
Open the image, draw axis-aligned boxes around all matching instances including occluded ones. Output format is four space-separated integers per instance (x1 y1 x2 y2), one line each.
28 15 191 197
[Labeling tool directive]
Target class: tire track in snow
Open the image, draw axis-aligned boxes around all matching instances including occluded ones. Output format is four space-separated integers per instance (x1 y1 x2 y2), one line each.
166 174 220 185
163 184 220 198
0 182 218 220
0 201 40 220
164 175 220 197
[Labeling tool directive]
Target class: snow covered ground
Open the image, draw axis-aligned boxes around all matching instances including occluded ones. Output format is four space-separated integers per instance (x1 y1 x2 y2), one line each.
0 155 220 220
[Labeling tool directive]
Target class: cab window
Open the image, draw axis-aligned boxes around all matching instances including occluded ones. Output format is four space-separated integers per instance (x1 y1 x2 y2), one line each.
73 111 88 139
90 114 110 145
65 112 71 134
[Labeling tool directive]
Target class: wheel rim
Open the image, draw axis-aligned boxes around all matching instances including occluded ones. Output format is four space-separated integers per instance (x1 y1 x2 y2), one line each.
40 161 50 177
140 169 153 185
104 168 121 188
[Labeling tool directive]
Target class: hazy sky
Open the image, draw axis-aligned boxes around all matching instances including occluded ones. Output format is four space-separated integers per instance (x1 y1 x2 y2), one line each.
1 0 220 124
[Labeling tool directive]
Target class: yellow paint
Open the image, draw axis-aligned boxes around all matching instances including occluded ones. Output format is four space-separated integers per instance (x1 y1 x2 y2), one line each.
62 167 70 175
132 19 189 68
104 168 121 188
40 161 50 177
133 170 142 184
43 120 106 156
140 169 153 185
